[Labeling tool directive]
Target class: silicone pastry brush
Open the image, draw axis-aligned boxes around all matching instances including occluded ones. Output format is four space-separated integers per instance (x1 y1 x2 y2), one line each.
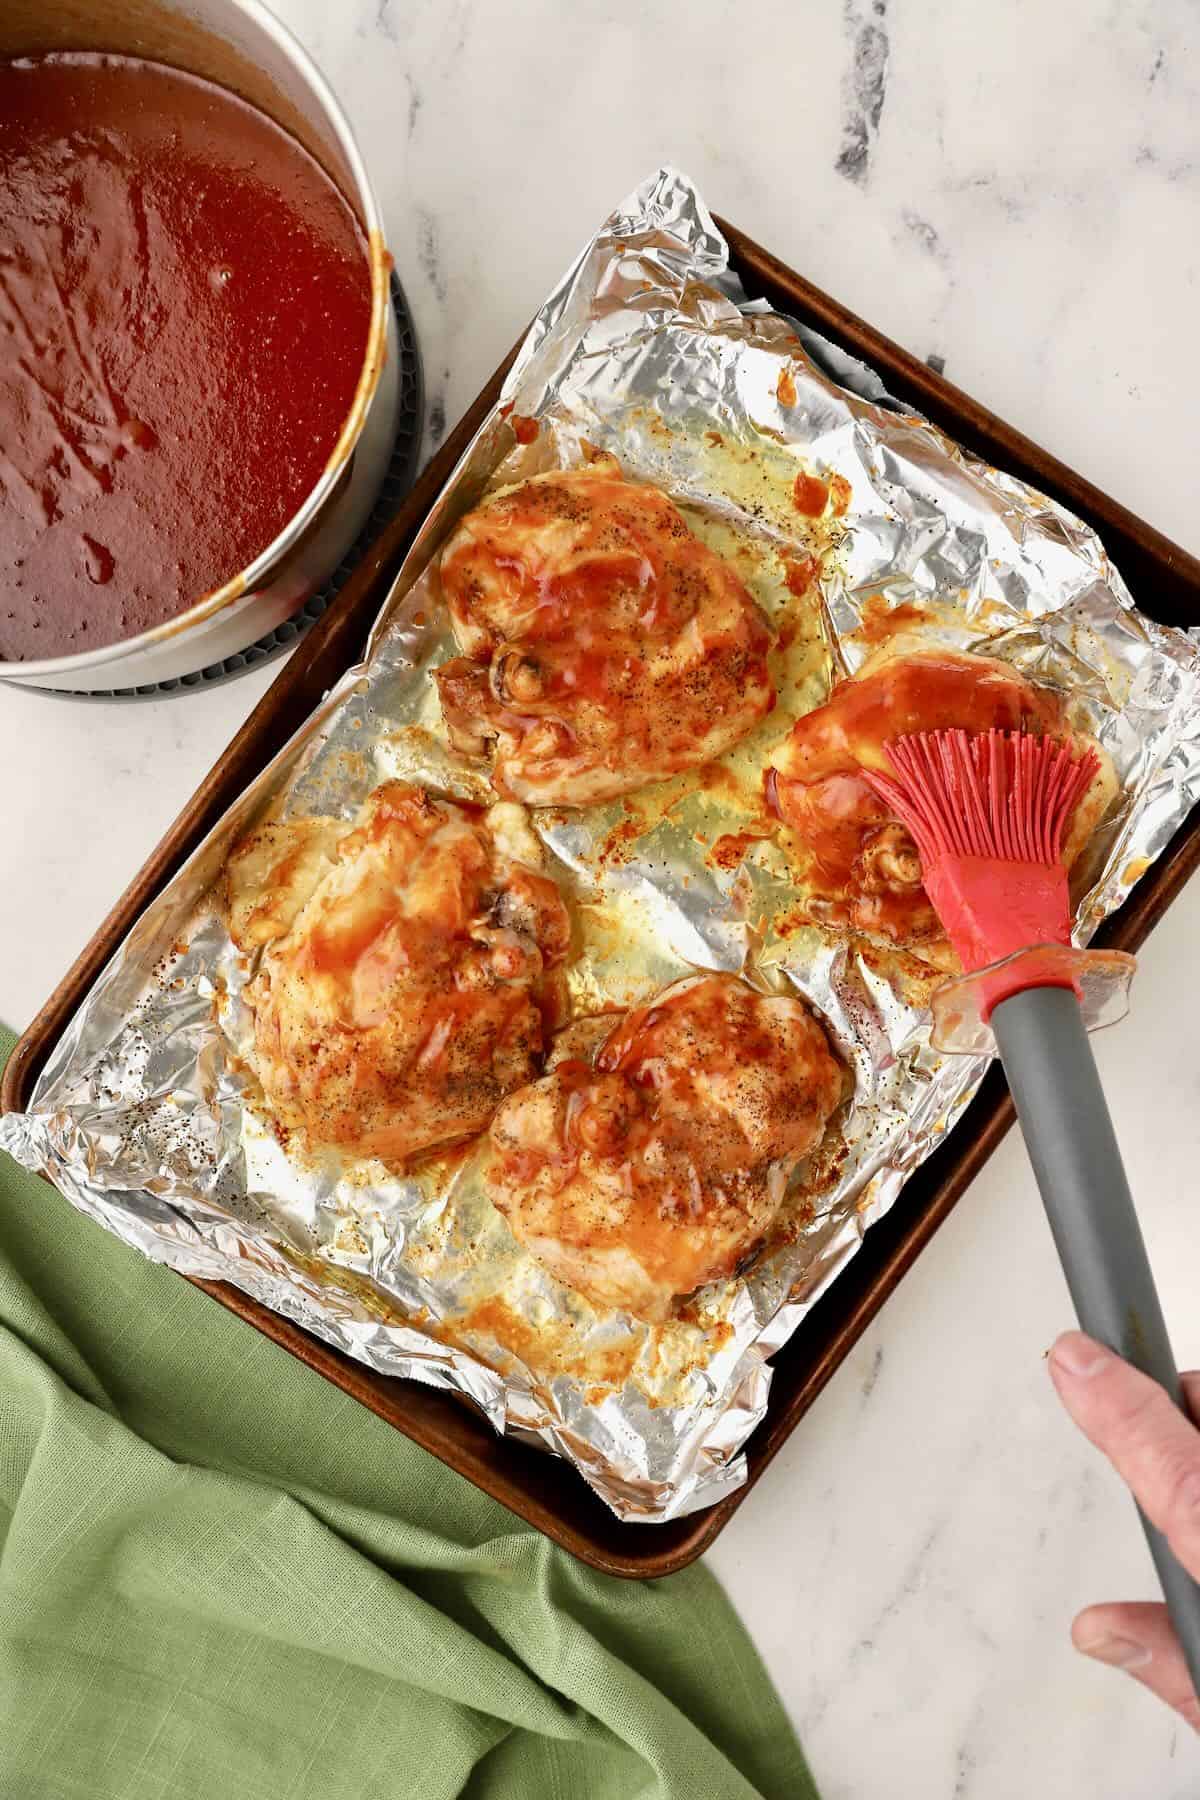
866 727 1200 1699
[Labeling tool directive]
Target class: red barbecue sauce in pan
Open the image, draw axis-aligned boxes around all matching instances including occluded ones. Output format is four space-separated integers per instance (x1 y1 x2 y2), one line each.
0 54 372 660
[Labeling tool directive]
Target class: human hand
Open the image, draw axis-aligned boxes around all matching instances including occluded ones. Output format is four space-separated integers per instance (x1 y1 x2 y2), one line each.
1049 1330 1200 1728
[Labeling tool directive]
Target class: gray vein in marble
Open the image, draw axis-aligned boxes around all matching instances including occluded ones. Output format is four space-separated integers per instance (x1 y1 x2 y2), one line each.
952 1706 985 1800
836 0 889 186
427 368 448 450
867 1518 947 1643
1135 143 1199 178
946 170 1037 223
374 0 399 44
902 208 950 265
415 208 447 303
804 1518 948 1732
861 1344 884 1399
1076 1462 1100 1520
434 0 470 64
953 1745 972 1800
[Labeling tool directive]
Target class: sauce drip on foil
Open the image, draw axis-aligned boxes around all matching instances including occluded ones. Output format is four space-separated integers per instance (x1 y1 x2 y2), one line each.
0 53 372 660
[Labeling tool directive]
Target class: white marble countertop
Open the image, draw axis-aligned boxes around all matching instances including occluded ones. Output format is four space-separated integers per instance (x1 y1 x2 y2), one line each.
4 2 1200 1793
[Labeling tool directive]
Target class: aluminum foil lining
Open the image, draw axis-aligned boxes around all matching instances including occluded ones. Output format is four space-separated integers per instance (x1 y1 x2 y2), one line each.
6 166 1200 1524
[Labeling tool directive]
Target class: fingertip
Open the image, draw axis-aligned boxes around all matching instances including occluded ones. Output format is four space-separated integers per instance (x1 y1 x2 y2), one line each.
1070 1602 1200 1727
1072 1605 1152 1668
1049 1330 1112 1381
1071 1603 1113 1649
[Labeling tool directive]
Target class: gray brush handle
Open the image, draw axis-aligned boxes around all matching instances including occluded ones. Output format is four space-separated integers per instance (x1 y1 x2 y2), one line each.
991 984 1200 1701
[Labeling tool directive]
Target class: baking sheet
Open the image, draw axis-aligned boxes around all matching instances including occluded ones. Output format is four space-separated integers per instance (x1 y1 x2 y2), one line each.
5 166 1200 1522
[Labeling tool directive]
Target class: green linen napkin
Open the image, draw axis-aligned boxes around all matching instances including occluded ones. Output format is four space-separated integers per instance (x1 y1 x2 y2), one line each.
0 1027 817 1799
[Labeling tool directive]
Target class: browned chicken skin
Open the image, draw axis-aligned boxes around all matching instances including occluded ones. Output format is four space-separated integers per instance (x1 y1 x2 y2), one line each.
768 642 1116 953
239 783 571 1164
485 974 844 1321
434 458 776 806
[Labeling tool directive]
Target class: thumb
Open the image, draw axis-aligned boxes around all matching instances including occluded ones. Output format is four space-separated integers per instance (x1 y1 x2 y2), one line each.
1048 1331 1200 1579
1073 1602 1200 1730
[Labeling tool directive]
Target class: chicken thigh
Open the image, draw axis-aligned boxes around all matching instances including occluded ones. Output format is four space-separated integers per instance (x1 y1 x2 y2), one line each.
485 973 844 1321
237 783 571 1164
768 642 1116 954
434 458 775 806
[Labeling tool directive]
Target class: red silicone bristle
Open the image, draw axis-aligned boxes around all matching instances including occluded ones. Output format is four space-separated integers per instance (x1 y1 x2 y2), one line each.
866 729 1098 869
